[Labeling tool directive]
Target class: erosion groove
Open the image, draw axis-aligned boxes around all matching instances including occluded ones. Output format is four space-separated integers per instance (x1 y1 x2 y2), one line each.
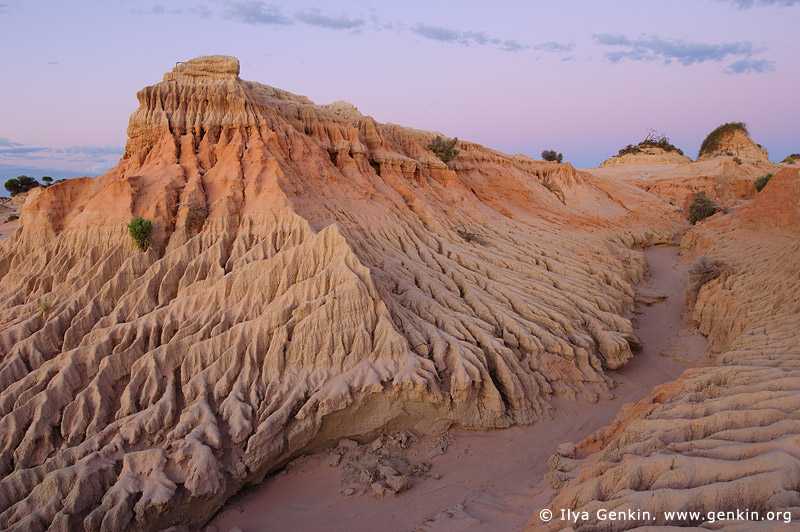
0 56 683 531
530 168 800 531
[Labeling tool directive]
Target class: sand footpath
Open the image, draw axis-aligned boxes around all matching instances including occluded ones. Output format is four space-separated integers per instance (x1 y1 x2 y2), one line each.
206 245 709 532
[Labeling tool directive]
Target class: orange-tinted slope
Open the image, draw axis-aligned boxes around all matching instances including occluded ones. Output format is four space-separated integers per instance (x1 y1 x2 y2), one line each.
0 56 683 531
529 168 800 531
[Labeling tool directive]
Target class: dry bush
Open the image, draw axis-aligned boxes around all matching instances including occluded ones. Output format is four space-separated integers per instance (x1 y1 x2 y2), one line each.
686 255 728 307
754 173 772 192
689 191 720 224
617 129 685 157
185 201 208 230
456 227 489 246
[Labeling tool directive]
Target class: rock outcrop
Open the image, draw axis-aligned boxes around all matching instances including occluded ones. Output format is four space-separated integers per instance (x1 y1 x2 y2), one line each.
600 147 692 167
7 192 29 210
697 123 769 162
0 56 683 531
528 168 800 531
589 157 780 219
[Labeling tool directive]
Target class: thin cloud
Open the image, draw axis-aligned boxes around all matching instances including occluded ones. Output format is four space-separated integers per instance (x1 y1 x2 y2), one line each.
722 0 798 7
0 141 124 169
0 146 52 155
533 42 574 53
223 1 291 25
132 4 184 15
63 145 125 157
501 40 524 52
411 24 526 52
725 58 776 73
131 3 211 17
0 138 125 183
592 34 772 73
413 24 461 43
295 8 363 30
0 163 88 182
189 4 212 18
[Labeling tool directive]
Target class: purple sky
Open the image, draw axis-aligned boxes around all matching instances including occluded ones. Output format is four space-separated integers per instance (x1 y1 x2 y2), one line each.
1 0 798 185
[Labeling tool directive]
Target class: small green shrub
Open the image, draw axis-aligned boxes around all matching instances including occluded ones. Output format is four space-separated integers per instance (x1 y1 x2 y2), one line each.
782 153 800 165
754 173 772 192
688 191 719 224
733 157 743 165
541 149 564 163
39 301 53 318
127 217 153 251
428 135 460 163
699 122 748 157
6 214 19 222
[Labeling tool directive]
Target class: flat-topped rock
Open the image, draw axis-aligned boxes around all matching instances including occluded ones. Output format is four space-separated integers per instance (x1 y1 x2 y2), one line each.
600 146 692 167
163 54 240 82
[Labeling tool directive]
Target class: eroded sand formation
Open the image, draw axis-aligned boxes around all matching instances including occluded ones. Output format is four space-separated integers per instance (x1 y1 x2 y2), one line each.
0 56 685 531
599 147 692 167
588 159 780 217
697 125 770 162
529 167 800 531
0 200 18 244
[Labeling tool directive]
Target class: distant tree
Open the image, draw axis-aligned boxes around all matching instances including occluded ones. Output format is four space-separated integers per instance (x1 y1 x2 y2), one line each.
4 175 40 196
541 149 563 163
428 135 460 163
3 179 19 196
42 176 53 184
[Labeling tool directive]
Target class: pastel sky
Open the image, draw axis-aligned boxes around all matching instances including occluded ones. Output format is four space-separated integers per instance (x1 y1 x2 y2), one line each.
1 0 798 185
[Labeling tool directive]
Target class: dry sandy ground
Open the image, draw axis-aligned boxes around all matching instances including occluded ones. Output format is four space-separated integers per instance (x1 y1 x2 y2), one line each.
0 203 18 243
580 161 726 182
206 246 709 532
0 222 17 243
